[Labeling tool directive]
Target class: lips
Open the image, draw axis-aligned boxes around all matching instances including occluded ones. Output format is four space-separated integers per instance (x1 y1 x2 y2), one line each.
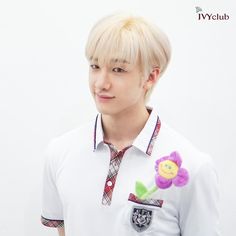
95 94 115 102
96 94 115 99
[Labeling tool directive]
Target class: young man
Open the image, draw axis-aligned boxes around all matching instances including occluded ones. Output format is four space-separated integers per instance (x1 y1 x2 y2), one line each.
41 13 220 236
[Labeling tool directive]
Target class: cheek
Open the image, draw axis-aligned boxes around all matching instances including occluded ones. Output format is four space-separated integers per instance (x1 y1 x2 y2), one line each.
88 78 95 94
88 75 94 87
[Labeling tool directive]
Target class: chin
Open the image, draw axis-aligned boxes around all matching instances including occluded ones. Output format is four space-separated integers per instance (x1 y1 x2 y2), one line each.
95 104 120 116
95 104 111 114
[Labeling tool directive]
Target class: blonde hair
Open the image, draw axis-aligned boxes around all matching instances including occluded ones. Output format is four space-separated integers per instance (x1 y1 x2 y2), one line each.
85 12 171 102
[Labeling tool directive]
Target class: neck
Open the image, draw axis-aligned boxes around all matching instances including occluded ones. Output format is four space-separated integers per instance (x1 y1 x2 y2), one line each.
101 105 150 144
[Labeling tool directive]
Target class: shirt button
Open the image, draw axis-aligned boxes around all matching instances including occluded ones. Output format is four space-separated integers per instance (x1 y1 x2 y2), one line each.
107 181 113 187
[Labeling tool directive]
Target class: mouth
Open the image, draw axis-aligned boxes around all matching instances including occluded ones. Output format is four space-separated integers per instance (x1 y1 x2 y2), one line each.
96 94 115 102
162 169 173 175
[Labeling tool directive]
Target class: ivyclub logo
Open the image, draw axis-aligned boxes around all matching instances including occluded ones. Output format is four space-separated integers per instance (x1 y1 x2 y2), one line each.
195 6 230 21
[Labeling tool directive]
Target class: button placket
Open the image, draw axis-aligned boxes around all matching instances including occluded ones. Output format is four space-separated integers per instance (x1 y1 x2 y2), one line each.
102 145 131 206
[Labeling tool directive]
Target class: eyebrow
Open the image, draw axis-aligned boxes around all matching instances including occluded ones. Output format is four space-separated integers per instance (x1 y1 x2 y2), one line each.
111 58 130 64
90 57 130 64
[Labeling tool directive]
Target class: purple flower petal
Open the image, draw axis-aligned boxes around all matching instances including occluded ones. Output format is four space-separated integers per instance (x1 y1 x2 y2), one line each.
172 168 189 187
155 156 170 172
169 151 182 167
155 156 169 167
155 175 172 189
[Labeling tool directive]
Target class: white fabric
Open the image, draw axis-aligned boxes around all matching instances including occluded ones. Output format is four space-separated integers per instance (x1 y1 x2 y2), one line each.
41 107 220 236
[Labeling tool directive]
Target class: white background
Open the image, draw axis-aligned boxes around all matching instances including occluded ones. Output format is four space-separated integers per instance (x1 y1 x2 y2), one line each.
0 0 235 235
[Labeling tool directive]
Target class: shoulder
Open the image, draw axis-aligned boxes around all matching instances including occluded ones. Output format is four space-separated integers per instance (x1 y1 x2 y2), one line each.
44 117 95 165
156 121 216 178
52 117 95 147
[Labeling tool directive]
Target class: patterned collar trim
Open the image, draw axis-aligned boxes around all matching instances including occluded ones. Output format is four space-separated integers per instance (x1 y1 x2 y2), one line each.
93 106 161 156
145 116 161 155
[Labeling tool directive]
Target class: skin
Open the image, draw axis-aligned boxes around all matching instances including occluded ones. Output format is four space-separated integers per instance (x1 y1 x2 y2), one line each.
89 59 160 150
57 227 65 236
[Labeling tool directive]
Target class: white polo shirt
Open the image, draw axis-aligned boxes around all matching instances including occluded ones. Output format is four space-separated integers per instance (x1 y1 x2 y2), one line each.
41 106 220 236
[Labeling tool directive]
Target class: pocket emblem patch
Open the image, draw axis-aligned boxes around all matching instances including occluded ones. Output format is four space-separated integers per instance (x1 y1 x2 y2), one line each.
130 206 153 232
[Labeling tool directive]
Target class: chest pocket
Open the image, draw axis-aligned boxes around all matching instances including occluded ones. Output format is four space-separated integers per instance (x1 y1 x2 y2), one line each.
122 193 164 234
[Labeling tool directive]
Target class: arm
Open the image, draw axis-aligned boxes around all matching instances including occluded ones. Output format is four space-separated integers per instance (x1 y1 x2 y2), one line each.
58 227 65 236
41 139 64 231
179 160 221 236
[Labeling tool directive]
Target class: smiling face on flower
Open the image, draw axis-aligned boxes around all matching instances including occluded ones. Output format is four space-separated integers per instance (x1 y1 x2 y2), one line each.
158 160 179 179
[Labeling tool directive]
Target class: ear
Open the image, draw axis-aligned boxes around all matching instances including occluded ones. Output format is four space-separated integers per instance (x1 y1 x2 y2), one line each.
143 67 160 91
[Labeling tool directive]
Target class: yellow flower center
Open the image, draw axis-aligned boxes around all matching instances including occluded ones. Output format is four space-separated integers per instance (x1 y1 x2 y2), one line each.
158 160 179 179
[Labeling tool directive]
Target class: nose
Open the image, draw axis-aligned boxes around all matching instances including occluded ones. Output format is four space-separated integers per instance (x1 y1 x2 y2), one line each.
94 69 111 90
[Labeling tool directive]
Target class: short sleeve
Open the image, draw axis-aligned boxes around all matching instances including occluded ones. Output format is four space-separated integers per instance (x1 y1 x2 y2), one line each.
179 157 221 236
41 139 64 228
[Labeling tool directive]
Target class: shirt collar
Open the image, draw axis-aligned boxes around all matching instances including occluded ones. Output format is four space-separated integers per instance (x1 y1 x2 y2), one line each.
93 106 161 156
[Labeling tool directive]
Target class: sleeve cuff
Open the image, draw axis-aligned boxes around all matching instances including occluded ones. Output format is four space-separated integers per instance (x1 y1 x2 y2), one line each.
41 216 64 228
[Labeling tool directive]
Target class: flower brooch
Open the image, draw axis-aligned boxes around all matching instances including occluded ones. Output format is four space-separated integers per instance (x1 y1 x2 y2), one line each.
135 151 189 200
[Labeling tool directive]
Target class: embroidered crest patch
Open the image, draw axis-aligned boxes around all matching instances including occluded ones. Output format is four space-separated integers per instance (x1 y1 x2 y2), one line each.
130 206 153 232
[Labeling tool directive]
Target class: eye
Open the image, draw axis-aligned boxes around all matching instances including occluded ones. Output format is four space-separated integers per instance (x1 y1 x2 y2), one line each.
113 67 126 73
90 64 99 70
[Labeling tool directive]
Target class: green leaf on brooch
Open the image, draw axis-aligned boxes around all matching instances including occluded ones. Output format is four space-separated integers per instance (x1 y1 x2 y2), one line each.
135 181 148 199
